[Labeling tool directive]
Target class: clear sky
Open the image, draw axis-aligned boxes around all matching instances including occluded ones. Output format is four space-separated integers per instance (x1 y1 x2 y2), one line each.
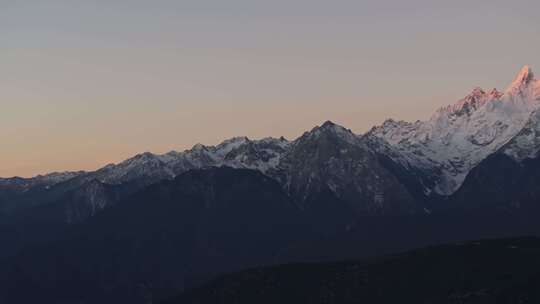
2 0 540 177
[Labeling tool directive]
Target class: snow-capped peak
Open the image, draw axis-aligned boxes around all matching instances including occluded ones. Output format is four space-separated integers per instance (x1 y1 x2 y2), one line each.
302 121 360 145
190 143 209 152
215 136 250 157
504 65 540 102
439 87 496 116
506 65 534 91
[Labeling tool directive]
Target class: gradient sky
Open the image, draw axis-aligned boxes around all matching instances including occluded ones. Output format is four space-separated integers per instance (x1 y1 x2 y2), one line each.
2 0 540 177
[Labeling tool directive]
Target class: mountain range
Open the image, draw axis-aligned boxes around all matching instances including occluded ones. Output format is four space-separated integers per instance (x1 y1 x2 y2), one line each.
2 66 540 303
3 66 540 217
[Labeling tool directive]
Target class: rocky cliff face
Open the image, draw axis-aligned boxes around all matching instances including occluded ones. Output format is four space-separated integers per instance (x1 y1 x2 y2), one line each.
276 121 418 215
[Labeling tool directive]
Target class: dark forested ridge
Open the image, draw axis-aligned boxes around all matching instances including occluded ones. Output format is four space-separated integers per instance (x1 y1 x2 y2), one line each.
166 237 540 304
0 168 310 304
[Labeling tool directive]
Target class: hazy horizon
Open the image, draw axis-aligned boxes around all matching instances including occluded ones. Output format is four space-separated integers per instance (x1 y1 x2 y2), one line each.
2 0 540 177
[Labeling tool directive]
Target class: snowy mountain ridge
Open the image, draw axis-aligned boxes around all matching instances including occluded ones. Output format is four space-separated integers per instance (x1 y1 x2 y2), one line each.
368 65 540 195
89 136 290 185
0 171 85 190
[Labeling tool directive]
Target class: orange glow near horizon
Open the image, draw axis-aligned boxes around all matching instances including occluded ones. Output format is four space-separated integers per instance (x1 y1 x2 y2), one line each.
2 1 540 177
